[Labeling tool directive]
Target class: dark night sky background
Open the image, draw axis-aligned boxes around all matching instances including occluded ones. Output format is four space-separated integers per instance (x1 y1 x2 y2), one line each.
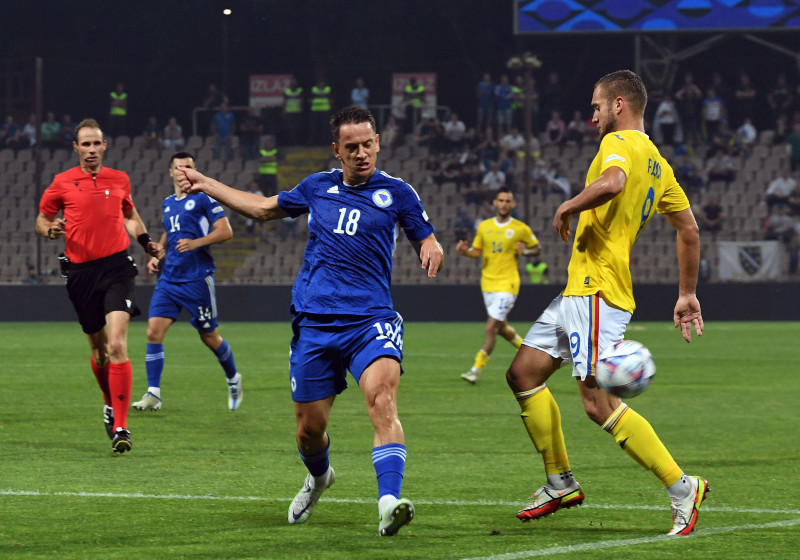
3 1 800 135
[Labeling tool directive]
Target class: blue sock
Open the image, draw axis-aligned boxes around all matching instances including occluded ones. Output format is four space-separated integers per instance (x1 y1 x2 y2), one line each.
145 343 164 388
299 436 330 477
372 443 406 499
213 339 238 379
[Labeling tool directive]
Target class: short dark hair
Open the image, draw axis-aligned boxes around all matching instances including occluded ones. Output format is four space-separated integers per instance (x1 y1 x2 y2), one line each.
74 118 104 142
595 70 648 115
496 187 514 198
329 106 376 143
170 151 195 167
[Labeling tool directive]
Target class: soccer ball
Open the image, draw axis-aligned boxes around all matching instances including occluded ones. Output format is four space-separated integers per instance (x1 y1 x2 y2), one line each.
595 340 656 398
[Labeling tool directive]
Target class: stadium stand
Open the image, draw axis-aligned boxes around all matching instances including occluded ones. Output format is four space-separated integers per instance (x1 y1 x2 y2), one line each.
3 122 794 285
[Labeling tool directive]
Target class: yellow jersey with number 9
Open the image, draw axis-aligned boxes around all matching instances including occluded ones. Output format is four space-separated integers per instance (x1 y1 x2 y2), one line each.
563 130 689 313
472 217 538 294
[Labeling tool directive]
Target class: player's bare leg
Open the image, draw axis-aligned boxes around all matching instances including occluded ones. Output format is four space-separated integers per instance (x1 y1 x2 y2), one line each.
361 358 414 536
289 396 335 525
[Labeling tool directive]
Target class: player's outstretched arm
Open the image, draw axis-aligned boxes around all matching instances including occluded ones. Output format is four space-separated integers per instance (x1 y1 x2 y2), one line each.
176 166 288 223
553 166 626 242
411 233 444 278
664 207 703 342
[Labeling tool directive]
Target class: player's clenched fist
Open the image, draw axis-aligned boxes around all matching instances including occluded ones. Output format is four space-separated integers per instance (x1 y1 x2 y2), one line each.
175 166 205 194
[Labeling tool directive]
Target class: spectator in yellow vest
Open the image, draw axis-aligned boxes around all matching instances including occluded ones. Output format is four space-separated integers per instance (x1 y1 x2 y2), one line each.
282 76 304 146
526 259 549 284
258 135 278 196
108 82 128 138
403 77 425 134
308 77 333 145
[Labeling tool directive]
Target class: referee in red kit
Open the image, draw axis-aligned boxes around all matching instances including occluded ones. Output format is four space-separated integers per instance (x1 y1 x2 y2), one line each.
35 118 162 453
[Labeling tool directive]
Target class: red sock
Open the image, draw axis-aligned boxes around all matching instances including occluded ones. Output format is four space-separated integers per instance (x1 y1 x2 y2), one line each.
108 361 132 431
90 357 111 406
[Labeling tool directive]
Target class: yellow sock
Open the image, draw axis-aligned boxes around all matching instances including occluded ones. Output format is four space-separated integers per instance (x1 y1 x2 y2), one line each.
511 334 523 350
516 385 570 475
602 404 682 487
472 349 490 371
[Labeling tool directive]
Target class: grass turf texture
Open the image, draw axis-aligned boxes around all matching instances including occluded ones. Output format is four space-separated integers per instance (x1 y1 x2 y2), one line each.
1 321 799 559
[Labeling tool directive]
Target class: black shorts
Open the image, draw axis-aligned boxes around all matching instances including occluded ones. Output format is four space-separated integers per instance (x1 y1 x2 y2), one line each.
66 251 140 334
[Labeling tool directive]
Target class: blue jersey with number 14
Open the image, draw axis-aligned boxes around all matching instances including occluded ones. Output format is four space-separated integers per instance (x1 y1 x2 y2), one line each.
160 192 227 282
278 168 435 316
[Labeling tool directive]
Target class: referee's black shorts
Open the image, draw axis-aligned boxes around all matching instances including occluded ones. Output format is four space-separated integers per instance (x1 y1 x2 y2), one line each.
66 251 141 334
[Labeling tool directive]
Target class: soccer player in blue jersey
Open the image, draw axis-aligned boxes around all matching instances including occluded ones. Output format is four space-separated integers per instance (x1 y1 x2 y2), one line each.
132 152 243 412
175 106 444 536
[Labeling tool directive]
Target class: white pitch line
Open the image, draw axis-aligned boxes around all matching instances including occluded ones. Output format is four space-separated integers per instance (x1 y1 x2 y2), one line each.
1 489 799 516
459 517 800 560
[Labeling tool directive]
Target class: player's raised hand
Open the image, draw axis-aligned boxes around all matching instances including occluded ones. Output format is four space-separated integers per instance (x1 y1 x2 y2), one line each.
673 294 703 343
176 166 206 194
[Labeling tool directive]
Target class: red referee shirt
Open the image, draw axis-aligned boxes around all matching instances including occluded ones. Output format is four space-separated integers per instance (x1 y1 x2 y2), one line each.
39 166 135 263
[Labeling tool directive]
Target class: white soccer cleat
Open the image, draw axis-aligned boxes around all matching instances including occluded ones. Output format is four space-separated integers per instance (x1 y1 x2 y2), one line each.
132 391 162 411
379 497 415 536
517 480 585 521
667 475 709 536
288 467 335 525
461 370 480 384
227 373 242 410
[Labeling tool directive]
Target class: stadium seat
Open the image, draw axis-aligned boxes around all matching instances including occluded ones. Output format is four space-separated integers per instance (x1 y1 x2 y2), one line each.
112 135 132 152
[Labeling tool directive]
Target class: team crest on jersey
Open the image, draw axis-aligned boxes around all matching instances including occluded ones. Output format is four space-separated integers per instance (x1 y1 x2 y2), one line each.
372 189 393 208
505 229 515 239
184 199 196 211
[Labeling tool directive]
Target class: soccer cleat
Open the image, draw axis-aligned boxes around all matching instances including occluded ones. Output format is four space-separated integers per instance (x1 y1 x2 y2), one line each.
227 373 242 410
461 369 480 384
132 391 162 411
103 405 115 440
378 497 415 536
112 428 132 453
516 480 585 521
667 475 709 536
288 467 335 525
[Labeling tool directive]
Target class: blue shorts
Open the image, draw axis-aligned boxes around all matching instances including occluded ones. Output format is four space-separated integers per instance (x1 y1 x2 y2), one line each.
148 275 219 333
289 311 405 402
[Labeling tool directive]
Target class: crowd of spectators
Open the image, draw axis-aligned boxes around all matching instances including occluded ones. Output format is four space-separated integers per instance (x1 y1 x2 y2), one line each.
7 66 800 279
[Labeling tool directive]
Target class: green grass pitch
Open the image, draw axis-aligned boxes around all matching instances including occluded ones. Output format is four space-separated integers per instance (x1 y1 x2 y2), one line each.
1 320 799 559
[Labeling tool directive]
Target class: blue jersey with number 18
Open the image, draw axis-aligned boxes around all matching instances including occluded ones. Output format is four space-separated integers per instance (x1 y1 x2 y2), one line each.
278 168 435 316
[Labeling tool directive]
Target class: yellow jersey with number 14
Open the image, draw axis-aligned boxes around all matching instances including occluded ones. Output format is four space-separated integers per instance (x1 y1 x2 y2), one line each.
563 130 690 313
472 217 539 295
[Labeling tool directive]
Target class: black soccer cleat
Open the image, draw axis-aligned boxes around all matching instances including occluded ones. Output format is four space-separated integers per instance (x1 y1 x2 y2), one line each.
112 428 132 453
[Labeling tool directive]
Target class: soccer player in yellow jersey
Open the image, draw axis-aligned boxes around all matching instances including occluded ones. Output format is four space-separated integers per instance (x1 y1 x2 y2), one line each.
506 70 707 536
456 188 539 384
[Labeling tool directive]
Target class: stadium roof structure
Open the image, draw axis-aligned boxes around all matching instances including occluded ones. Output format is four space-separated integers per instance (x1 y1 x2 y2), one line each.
514 0 800 35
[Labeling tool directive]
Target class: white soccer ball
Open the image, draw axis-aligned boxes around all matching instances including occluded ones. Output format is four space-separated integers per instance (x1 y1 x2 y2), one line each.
595 340 656 398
